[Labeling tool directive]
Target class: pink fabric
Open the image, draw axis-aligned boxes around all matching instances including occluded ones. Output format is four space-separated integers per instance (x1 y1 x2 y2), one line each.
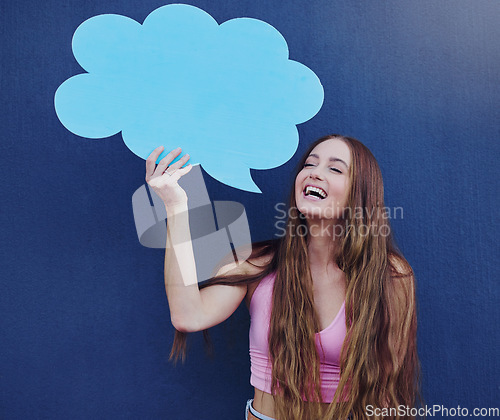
249 273 346 403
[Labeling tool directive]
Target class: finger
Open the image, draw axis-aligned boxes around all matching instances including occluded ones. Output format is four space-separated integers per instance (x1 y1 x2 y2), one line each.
170 163 192 181
156 153 188 178
155 147 183 174
145 146 164 180
167 153 190 172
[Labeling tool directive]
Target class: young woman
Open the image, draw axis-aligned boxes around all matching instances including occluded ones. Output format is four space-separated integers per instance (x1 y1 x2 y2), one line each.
145 135 420 419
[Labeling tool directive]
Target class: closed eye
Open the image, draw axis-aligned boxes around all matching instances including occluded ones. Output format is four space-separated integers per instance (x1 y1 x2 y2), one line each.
303 163 315 168
330 167 342 174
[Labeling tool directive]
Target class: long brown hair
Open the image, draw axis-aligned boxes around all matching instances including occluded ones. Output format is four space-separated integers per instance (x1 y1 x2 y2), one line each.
170 135 420 419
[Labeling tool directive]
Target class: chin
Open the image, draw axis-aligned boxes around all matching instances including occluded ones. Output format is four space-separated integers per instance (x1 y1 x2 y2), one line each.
297 204 325 219
298 201 343 221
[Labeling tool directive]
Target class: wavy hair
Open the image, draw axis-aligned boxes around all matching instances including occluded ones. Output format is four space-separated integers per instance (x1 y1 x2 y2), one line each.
170 135 420 419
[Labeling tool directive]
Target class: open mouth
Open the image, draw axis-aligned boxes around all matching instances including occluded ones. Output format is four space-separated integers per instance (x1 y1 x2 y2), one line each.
304 185 327 200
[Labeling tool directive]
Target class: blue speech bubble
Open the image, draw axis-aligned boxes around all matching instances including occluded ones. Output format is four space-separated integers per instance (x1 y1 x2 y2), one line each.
55 4 324 192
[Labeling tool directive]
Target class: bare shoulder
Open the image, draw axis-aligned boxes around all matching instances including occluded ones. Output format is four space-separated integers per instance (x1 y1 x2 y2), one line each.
213 245 272 278
215 251 273 277
212 243 275 307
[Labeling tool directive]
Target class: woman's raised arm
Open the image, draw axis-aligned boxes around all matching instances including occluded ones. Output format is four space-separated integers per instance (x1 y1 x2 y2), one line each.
145 146 247 333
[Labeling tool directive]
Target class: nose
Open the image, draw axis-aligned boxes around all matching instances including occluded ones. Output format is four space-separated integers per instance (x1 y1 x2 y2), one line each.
309 166 324 180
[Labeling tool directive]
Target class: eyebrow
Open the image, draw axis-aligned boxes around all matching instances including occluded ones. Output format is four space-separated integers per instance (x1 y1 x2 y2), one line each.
307 153 349 169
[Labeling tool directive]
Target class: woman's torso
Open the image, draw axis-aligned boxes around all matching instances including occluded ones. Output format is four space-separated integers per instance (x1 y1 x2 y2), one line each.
244 268 346 418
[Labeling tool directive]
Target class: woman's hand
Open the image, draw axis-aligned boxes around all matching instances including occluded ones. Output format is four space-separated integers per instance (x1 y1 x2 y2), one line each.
145 146 192 211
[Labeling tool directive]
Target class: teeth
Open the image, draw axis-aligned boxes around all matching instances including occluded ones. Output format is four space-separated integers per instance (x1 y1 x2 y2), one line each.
305 186 327 199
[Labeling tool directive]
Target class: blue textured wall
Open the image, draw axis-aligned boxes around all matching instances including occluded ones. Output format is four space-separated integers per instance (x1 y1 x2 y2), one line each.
1 1 498 418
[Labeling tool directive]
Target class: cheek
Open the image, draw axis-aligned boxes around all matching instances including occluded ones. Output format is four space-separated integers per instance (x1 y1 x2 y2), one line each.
294 174 309 209
329 179 350 204
294 172 306 193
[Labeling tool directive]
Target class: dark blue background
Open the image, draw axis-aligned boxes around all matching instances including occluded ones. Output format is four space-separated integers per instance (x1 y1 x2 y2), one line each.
1 0 499 418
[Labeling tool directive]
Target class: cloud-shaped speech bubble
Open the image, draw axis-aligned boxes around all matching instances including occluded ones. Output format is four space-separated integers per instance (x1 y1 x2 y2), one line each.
55 4 324 192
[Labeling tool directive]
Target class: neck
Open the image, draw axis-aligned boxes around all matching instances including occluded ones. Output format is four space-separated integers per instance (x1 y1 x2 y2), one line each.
306 218 340 271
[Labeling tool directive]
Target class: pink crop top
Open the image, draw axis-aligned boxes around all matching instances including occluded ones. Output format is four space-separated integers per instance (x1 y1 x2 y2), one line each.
249 273 346 403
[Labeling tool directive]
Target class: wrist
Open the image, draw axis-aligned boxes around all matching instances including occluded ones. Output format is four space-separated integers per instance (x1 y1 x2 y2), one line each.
165 201 189 216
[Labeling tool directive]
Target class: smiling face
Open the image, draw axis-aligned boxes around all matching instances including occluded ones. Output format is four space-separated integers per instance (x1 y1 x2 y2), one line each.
294 138 352 221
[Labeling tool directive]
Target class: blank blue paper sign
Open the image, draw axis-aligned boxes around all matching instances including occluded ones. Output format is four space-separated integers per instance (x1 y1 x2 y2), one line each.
54 4 324 192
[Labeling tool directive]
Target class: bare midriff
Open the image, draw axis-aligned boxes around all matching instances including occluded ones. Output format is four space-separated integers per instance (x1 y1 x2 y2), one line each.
251 388 276 417
251 388 330 419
